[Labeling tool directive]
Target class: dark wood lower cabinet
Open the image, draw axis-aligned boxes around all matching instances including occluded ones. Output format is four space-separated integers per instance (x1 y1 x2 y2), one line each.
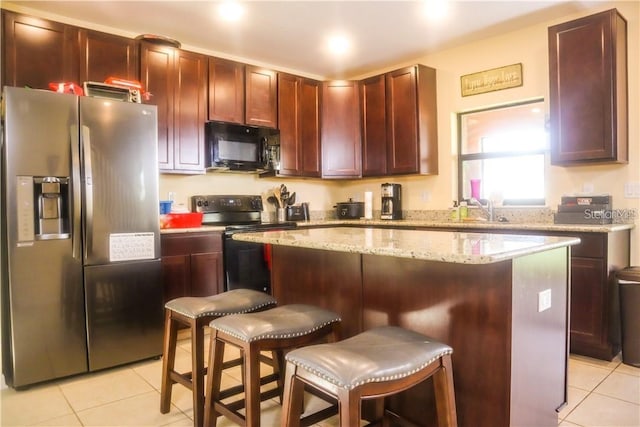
160 232 224 304
271 244 569 427
416 226 630 361
568 231 628 360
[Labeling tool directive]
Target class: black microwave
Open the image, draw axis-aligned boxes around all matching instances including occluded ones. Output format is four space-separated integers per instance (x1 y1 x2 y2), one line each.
205 121 280 173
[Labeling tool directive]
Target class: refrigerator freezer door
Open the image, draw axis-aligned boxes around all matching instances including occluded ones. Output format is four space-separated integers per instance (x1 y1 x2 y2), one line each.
79 97 160 265
84 259 163 371
2 87 87 387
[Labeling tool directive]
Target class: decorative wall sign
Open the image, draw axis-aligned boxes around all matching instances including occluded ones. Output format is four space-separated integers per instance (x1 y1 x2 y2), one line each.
460 63 523 97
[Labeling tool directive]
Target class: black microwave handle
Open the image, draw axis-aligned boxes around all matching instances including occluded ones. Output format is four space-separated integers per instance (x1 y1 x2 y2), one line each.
261 137 268 165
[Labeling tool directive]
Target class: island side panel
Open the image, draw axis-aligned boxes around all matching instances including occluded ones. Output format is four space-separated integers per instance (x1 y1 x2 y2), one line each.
362 255 513 427
270 245 363 338
510 247 569 426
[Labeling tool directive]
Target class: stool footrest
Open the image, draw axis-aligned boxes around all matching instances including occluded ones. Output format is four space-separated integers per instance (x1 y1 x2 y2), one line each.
221 356 244 370
218 372 280 400
213 387 281 425
300 404 339 427
168 371 194 390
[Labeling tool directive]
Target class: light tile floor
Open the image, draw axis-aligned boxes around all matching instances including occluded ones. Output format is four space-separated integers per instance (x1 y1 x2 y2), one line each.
1 333 638 427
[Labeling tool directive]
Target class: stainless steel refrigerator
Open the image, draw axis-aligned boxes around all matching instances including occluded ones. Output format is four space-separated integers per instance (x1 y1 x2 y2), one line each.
1 86 163 388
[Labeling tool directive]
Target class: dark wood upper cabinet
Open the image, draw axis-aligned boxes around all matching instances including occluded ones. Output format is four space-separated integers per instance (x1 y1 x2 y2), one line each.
245 65 277 128
277 73 321 177
2 10 79 89
79 29 138 83
2 11 137 89
361 65 438 176
548 9 628 165
360 74 387 175
173 49 207 172
299 78 322 176
321 80 362 179
208 57 244 124
140 42 174 170
140 42 207 173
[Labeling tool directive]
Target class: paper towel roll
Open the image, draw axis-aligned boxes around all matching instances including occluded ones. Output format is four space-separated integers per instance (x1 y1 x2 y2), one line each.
364 191 373 219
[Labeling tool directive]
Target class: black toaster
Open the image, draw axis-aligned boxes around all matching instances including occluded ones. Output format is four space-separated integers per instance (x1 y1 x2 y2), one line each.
286 203 310 221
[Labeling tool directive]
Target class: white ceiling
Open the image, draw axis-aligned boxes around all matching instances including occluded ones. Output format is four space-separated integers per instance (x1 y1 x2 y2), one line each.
6 1 602 79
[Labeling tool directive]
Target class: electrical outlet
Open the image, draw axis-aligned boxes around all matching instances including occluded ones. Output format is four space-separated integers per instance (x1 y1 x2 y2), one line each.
582 183 594 194
538 289 551 312
421 191 431 202
624 182 640 198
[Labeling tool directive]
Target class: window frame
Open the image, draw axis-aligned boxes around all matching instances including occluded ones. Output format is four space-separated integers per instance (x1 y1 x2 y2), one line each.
457 98 547 206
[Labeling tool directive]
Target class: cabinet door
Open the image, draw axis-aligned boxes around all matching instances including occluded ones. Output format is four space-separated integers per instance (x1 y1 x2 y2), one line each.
2 11 79 89
161 254 191 303
570 257 606 349
299 78 322 177
172 50 207 172
245 66 277 128
79 29 139 83
360 74 387 176
208 57 244 124
386 66 419 174
548 9 628 165
277 73 302 176
278 74 321 177
140 42 175 171
190 252 224 296
321 80 362 178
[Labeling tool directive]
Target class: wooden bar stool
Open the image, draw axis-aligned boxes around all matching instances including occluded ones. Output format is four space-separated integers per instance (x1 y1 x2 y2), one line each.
160 289 276 427
204 304 342 427
280 326 458 427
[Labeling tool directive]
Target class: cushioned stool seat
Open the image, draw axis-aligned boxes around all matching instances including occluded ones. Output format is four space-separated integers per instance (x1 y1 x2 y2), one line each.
281 326 457 427
204 304 342 427
160 289 276 427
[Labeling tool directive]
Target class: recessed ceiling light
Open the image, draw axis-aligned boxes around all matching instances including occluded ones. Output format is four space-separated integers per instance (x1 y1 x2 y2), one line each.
423 0 450 22
218 1 245 22
326 34 351 56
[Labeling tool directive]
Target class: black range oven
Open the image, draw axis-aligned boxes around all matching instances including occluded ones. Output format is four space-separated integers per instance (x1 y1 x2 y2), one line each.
191 195 297 294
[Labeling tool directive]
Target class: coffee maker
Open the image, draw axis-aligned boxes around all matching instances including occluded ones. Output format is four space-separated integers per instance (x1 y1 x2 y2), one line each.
381 183 402 220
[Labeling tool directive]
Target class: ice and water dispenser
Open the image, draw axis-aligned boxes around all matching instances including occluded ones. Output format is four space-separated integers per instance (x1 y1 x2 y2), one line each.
16 176 71 241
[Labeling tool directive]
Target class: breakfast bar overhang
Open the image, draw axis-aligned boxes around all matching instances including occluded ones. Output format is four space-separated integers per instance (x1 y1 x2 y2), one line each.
234 227 580 427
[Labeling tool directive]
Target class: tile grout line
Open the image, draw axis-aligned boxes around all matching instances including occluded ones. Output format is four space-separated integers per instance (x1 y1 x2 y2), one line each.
559 357 618 424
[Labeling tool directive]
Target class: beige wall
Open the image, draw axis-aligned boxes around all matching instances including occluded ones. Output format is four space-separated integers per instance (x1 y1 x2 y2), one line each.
162 1 639 262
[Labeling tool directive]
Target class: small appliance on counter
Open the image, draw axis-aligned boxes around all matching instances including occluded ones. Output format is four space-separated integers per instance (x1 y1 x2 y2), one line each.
554 194 612 224
335 199 365 219
286 203 310 221
381 183 402 220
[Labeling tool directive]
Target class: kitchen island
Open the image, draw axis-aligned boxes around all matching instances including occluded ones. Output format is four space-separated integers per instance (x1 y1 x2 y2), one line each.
234 227 580 427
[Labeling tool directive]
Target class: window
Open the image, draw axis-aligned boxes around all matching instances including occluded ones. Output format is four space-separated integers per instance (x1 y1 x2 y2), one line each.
458 100 547 205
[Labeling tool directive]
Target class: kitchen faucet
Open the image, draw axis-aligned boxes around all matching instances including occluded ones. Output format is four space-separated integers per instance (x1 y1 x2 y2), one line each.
468 197 494 221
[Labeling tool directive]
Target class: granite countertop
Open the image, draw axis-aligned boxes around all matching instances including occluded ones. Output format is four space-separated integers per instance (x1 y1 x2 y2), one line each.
232 227 580 264
293 219 634 233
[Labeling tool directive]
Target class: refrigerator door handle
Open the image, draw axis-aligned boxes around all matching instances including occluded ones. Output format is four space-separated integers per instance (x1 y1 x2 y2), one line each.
81 125 94 259
70 125 82 260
